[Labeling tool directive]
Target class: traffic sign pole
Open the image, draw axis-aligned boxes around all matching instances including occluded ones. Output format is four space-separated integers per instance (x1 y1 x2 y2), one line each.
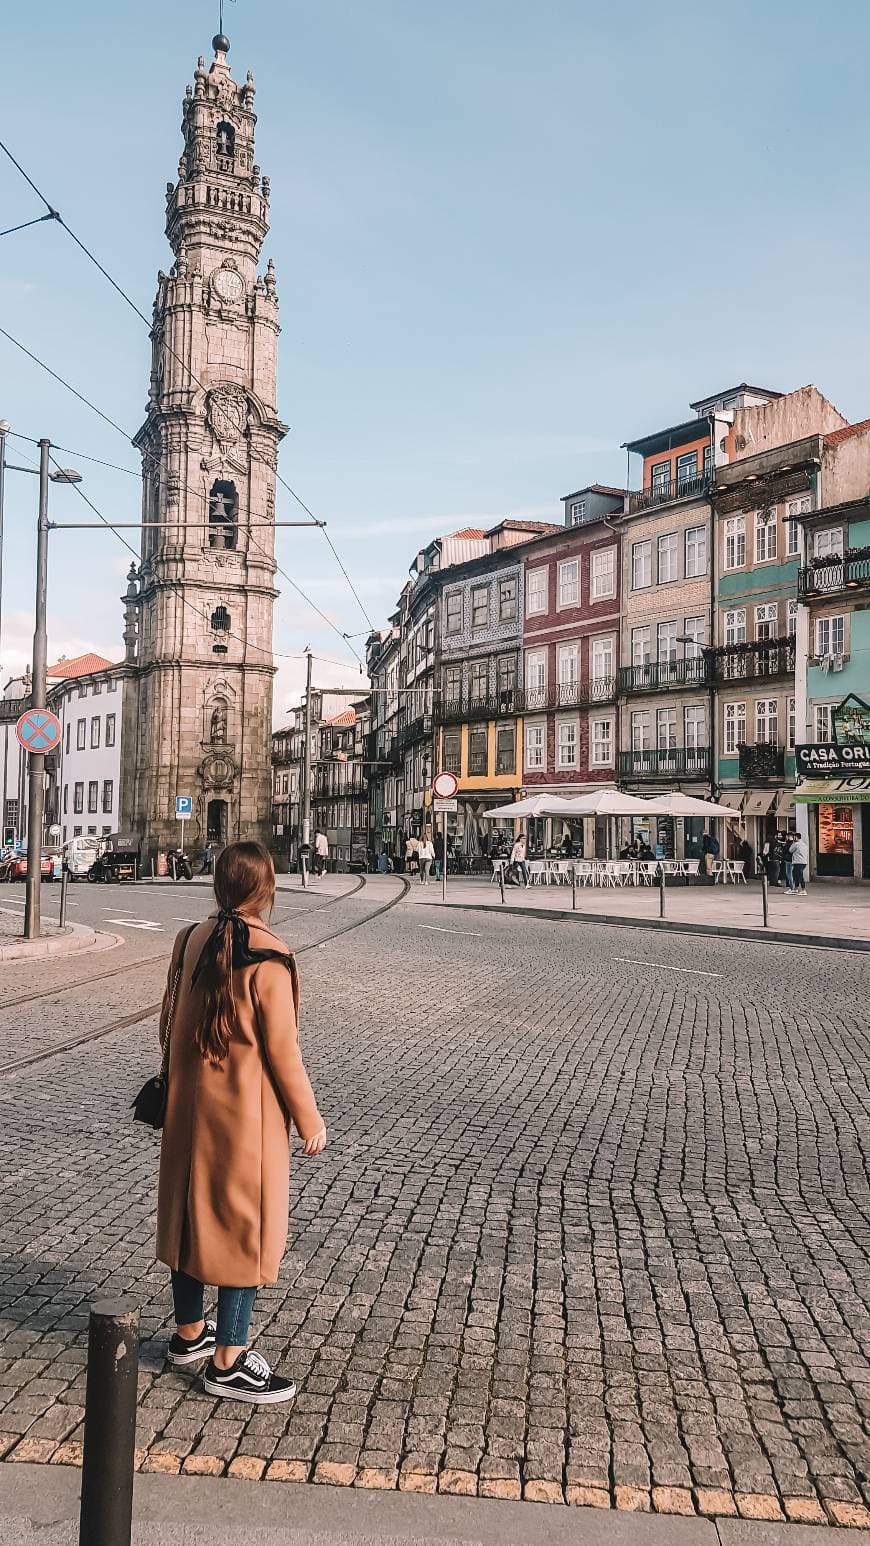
24 440 50 941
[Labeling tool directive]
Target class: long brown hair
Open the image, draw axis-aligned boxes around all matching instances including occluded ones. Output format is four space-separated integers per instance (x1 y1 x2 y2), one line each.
195 841 276 1063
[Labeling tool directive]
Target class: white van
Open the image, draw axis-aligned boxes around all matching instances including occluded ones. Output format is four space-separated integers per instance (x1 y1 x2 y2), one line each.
63 835 103 879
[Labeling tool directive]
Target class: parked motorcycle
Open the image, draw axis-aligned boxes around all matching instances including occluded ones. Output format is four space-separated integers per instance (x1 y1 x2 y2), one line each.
168 848 193 881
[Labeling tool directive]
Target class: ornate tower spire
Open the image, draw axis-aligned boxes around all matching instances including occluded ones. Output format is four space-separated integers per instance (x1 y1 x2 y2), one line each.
128 36 285 858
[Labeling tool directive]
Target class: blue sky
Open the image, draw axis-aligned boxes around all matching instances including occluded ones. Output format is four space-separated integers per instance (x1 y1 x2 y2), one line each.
2 0 869 716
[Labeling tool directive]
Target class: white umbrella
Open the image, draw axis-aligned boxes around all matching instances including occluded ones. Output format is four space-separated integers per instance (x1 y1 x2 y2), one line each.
644 793 740 818
566 788 655 816
484 793 586 818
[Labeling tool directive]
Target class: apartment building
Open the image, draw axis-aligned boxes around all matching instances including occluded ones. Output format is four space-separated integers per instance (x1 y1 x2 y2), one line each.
46 653 125 844
312 699 371 871
365 626 402 861
271 689 366 865
520 495 622 851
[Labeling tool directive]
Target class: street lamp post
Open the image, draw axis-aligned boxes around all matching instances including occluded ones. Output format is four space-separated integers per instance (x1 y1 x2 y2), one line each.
0 438 84 940
0 419 9 675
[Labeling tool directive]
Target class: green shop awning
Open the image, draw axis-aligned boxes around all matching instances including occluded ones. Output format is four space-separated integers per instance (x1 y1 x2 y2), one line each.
795 778 870 805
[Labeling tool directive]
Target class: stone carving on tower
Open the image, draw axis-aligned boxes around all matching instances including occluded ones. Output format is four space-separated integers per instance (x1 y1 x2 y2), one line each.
125 32 286 856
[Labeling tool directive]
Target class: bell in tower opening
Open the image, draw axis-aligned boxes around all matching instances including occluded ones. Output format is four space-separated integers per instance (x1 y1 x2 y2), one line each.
125 31 287 862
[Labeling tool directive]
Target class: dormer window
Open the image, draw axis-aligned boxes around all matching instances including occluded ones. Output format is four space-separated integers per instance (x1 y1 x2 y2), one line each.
208 480 238 549
217 122 235 162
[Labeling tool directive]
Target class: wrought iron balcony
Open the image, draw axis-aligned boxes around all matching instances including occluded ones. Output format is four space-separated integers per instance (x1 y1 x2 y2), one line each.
710 635 796 682
797 547 870 598
737 743 785 781
618 657 709 693
435 679 617 725
398 713 433 750
618 746 711 780
628 472 713 514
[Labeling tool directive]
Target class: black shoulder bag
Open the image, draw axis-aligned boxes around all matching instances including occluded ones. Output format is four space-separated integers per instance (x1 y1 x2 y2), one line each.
132 925 195 1129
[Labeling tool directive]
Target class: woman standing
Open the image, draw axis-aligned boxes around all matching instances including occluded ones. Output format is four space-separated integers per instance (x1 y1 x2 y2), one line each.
157 842 326 1403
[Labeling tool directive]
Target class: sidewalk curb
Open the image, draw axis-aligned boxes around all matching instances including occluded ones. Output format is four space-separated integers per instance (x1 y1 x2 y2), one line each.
0 916 118 962
434 900 870 954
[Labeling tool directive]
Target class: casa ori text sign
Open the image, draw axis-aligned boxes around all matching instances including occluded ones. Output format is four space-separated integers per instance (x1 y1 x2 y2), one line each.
796 743 870 777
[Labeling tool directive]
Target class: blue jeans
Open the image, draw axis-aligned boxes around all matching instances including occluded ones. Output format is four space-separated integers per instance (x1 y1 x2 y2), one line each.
793 863 807 892
171 1269 257 1347
784 861 794 891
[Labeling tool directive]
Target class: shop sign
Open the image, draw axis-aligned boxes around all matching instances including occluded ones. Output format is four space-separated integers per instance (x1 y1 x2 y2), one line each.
796 743 870 775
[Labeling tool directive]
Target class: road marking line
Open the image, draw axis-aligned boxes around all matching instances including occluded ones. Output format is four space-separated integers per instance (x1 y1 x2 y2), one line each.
615 956 720 977
105 918 164 931
173 917 202 923
418 924 483 937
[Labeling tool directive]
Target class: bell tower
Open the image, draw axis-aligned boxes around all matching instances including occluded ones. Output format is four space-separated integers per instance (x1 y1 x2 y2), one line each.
130 33 285 857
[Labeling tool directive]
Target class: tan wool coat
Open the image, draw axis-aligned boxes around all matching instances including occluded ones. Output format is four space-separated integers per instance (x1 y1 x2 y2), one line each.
156 919 321 1287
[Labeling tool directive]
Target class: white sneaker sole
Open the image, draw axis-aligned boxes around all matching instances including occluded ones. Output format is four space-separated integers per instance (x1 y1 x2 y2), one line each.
168 1344 216 1366
202 1376 298 1405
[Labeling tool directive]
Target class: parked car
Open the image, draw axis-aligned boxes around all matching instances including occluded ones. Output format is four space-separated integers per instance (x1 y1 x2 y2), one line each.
63 834 103 880
0 850 53 882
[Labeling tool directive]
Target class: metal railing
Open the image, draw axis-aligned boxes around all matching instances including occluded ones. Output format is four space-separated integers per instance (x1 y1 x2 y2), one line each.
618 658 709 692
618 746 711 779
797 549 870 597
710 635 796 681
737 743 785 780
435 679 617 724
628 472 713 513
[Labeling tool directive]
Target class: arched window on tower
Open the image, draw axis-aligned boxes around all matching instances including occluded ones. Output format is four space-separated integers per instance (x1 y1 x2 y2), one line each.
211 605 230 632
208 480 238 549
216 121 235 165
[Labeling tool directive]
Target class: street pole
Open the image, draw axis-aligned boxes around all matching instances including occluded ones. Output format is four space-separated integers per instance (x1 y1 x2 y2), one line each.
301 648 313 887
761 868 769 929
24 439 50 941
0 420 8 675
658 861 667 919
441 808 448 903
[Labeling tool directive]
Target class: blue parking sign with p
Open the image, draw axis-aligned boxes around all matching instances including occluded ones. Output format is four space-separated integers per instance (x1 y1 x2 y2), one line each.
175 796 193 818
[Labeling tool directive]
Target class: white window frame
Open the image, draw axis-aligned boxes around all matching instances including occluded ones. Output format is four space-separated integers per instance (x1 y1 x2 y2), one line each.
526 566 547 617
591 635 614 682
684 525 707 578
557 559 580 609
557 642 579 692
556 717 578 769
569 499 586 526
590 717 614 768
755 603 778 641
445 591 462 635
682 616 705 657
525 648 547 699
725 608 747 646
724 702 746 754
656 620 678 662
657 531 678 584
471 585 489 630
755 510 777 563
816 615 845 658
786 496 809 556
524 720 546 771
631 711 650 752
684 704 706 750
755 699 779 746
724 516 746 570
787 696 796 750
631 625 651 666
814 702 833 741
814 527 844 560
787 600 798 637
656 707 677 750
590 547 616 600
632 540 652 590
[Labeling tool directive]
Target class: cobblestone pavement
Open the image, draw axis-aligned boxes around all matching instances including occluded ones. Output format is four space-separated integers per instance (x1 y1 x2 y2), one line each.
0 890 868 1528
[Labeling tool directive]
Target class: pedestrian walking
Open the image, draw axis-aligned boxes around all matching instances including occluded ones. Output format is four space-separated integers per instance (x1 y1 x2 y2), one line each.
509 833 530 886
701 829 720 879
406 835 420 876
314 829 329 877
434 828 444 881
418 834 435 885
789 832 809 894
783 830 796 893
156 841 326 1403
761 836 781 888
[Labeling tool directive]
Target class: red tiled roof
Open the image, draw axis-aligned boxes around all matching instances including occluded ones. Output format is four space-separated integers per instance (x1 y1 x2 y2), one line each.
493 519 561 533
325 709 356 727
825 418 870 447
448 527 487 540
46 652 115 679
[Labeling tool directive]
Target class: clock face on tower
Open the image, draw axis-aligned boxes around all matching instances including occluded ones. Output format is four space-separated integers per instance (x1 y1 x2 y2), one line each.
212 266 244 303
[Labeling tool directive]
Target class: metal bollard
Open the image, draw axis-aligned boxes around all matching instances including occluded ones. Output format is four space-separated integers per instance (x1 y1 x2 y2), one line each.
761 869 769 928
59 868 70 929
79 1299 140 1546
572 864 577 911
659 863 667 918
301 854 308 890
498 864 505 905
171 854 176 882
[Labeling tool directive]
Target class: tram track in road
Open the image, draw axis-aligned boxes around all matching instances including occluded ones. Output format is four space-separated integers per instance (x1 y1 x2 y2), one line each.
0 873 368 1010
1 874 409 1075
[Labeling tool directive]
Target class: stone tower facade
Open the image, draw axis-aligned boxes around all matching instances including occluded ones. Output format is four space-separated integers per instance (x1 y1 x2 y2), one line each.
126 33 284 858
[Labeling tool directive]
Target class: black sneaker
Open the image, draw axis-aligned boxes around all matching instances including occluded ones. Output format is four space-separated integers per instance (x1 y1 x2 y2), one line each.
167 1319 217 1366
202 1349 297 1405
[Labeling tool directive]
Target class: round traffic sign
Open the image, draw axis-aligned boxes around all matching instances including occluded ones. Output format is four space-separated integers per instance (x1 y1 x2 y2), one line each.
432 769 459 800
16 708 62 754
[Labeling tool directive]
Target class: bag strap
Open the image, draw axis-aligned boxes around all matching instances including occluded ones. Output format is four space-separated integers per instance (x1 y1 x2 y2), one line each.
159 924 196 1080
